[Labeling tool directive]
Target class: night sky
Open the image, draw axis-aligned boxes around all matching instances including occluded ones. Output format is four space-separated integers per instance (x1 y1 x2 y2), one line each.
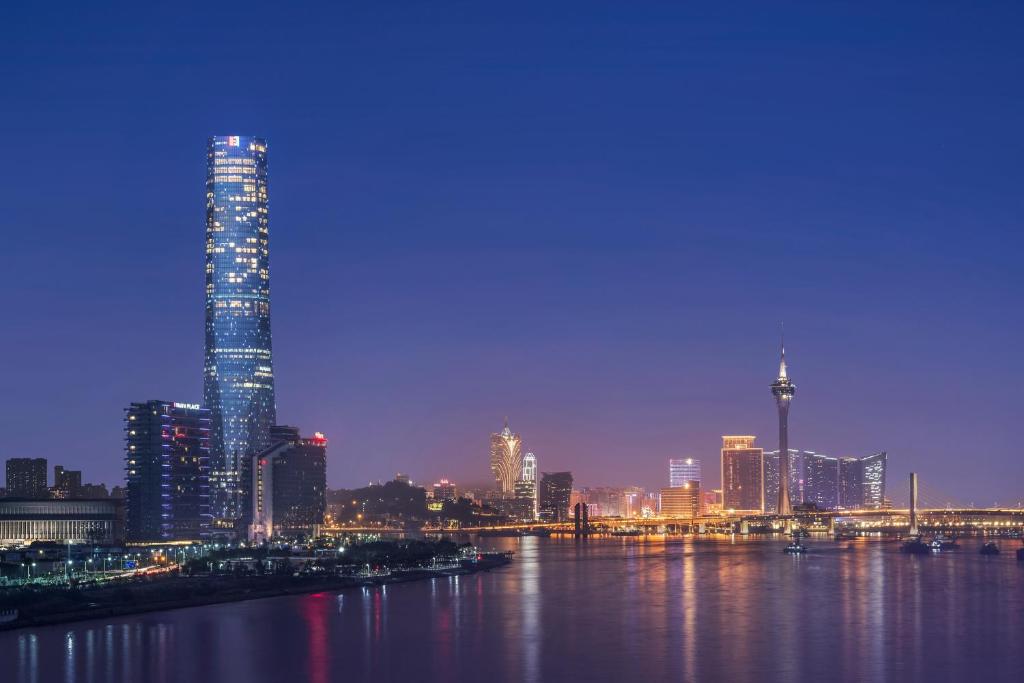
2 2 1021 504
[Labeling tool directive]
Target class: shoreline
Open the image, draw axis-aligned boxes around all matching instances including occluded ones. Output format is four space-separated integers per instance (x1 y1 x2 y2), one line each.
1 557 511 633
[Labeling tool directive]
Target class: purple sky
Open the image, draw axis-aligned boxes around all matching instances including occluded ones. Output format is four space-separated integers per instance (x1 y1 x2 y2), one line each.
1 2 1022 505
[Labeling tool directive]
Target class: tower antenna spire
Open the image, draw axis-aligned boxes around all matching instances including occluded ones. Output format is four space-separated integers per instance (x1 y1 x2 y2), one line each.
778 321 787 380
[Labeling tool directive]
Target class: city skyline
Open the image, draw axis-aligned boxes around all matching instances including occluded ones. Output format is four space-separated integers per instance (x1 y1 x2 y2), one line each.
2 3 1022 504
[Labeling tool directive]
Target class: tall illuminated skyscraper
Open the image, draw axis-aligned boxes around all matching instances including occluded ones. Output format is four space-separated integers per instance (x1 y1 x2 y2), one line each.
721 436 764 512
770 336 796 515
489 419 523 495
204 135 277 520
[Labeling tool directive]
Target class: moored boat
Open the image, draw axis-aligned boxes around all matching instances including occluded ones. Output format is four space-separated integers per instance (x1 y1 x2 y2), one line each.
901 535 931 554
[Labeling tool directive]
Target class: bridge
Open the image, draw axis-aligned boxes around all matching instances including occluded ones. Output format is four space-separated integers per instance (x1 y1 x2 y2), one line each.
322 507 1024 539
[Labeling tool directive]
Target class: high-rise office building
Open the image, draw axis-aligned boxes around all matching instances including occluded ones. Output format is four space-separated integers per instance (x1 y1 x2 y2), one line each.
490 419 523 495
53 466 82 499
861 451 888 509
770 338 796 515
249 426 327 542
5 458 48 499
660 481 701 517
125 401 211 542
204 135 277 521
838 457 863 509
669 458 701 488
721 436 764 512
539 471 573 522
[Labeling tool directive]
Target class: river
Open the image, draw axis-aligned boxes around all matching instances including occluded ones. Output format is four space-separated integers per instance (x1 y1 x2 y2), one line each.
2 536 1022 682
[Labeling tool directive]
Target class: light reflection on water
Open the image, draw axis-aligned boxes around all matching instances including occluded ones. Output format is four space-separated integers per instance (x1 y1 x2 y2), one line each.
3 537 1023 682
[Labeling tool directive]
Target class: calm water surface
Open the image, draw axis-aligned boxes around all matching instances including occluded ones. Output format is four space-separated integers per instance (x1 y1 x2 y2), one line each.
2 537 1022 682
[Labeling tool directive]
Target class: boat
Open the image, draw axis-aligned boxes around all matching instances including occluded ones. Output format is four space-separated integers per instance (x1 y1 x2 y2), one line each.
0 608 17 624
783 540 807 554
980 541 1000 556
901 536 932 555
930 535 960 550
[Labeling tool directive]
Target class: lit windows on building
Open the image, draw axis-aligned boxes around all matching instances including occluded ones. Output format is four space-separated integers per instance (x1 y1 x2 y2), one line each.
124 401 211 542
669 458 701 488
720 436 764 513
660 482 701 517
489 419 522 495
204 135 277 521
248 426 327 542
861 452 888 509
539 472 573 522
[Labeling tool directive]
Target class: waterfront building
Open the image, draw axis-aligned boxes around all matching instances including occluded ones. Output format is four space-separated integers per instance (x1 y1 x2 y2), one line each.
394 473 412 485
5 458 48 499
204 135 277 522
490 419 523 495
0 498 123 544
803 452 839 510
52 466 82 499
660 481 700 517
511 479 538 521
125 401 212 542
642 492 660 517
669 458 701 488
249 427 327 542
838 457 863 509
623 486 645 518
764 449 798 513
861 451 888 509
433 479 457 502
512 452 538 520
721 436 764 513
538 471 573 522
770 338 796 515
703 489 722 514
577 487 629 517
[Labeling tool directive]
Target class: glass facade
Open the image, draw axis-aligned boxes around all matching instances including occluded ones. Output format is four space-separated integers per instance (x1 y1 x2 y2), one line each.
669 458 701 488
204 135 277 520
539 472 573 522
861 451 888 509
838 457 864 509
803 453 839 510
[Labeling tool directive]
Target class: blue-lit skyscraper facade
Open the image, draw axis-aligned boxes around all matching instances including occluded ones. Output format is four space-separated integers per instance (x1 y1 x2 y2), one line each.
125 401 211 542
204 136 276 520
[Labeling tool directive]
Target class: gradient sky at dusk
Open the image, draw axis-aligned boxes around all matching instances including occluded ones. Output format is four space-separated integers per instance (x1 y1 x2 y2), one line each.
2 2 1022 504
